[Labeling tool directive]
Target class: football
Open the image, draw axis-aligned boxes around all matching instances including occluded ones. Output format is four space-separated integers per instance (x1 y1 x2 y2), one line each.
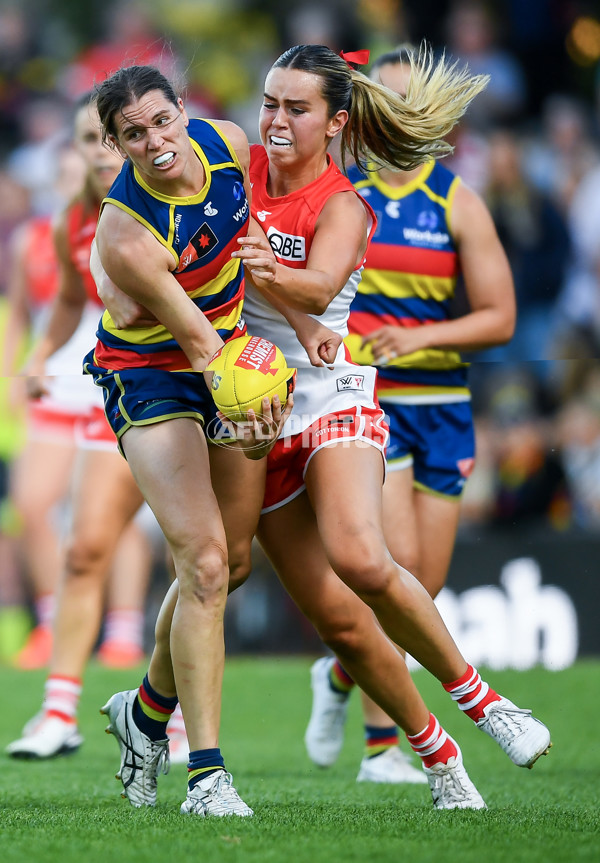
206 335 296 422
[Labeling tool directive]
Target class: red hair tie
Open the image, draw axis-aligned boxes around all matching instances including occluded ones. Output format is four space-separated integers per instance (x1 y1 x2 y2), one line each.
339 49 370 69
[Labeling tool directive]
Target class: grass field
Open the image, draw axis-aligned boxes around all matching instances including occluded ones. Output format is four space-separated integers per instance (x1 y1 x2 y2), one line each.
1 658 598 863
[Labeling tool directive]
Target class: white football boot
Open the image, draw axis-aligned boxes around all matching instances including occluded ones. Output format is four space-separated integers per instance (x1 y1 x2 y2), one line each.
476 696 552 768
100 689 169 807
180 771 253 817
424 747 487 810
304 657 350 767
356 747 428 784
6 714 83 759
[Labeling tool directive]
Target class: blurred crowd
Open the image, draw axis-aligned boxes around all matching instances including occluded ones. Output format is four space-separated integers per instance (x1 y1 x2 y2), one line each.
1 0 600 663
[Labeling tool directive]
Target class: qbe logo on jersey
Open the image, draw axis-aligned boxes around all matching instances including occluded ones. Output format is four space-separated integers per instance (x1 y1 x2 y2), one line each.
267 226 306 261
336 374 365 392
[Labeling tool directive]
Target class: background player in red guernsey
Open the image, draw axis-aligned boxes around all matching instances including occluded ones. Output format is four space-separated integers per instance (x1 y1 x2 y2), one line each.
6 93 154 760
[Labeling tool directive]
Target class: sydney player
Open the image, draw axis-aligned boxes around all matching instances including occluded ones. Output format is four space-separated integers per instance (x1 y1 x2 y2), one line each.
234 43 548 810
303 46 517 784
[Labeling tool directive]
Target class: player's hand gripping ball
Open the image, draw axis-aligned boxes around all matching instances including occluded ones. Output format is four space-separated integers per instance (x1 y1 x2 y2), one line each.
206 335 296 422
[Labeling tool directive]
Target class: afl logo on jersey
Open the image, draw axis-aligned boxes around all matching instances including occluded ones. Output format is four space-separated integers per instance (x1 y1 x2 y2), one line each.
336 375 365 392
267 226 306 261
232 181 245 201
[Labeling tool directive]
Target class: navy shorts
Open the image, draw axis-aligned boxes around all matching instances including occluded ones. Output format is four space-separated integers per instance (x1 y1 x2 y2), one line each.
381 399 475 498
83 350 222 456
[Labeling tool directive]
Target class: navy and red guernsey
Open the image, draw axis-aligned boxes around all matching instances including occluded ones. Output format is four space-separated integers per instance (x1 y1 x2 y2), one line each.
93 118 249 372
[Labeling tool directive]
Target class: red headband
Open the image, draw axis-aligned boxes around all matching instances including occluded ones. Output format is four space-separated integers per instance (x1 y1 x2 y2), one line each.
339 49 370 69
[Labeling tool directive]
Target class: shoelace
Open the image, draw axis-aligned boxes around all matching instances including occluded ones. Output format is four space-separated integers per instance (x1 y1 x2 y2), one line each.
191 772 249 814
145 740 170 778
434 764 473 805
484 705 533 740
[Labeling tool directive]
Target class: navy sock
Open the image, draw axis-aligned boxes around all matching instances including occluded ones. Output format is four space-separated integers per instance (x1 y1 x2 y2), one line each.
364 724 399 758
187 748 225 789
132 674 178 741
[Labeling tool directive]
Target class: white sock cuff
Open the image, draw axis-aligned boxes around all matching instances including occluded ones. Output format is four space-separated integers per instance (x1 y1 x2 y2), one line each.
458 681 490 712
448 666 480 701
409 715 448 756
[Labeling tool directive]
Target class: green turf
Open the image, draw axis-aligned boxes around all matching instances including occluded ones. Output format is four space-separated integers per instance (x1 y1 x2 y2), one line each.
1 658 598 863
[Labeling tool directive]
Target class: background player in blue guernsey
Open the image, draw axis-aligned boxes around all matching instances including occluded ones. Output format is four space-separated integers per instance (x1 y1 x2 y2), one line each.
304 45 517 784
83 64 273 818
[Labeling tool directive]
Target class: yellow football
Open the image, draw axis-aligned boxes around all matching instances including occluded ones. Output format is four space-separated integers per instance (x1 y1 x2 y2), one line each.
206 335 296 422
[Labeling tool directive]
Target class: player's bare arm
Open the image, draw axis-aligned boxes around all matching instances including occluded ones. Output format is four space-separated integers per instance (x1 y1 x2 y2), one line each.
366 183 516 359
23 211 89 390
233 191 367 315
96 204 224 370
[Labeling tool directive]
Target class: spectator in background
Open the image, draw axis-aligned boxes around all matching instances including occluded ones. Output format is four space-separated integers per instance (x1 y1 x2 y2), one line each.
7 96 72 216
523 94 599 214
444 0 527 129
444 119 490 195
455 412 497 527
0 5 39 157
59 0 178 101
554 149 600 362
487 373 569 530
475 129 570 369
556 366 600 530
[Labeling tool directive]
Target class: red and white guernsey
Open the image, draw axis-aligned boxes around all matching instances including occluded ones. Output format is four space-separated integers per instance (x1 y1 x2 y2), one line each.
48 199 107 411
244 144 378 435
20 203 104 412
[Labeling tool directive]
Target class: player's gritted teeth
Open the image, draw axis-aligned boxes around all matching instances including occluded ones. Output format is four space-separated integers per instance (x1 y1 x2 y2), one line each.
269 136 292 147
153 151 176 167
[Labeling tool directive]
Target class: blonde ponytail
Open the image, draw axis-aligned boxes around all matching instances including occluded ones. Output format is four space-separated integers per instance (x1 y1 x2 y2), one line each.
344 43 489 172
272 43 488 173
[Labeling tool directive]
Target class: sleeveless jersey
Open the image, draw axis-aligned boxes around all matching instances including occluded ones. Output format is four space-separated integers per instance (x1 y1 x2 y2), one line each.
21 205 105 409
93 118 248 372
23 217 59 308
347 160 469 402
66 199 103 306
243 144 378 434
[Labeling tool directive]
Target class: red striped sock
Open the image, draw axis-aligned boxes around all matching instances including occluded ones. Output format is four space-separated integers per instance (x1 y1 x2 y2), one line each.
406 713 458 768
35 593 55 629
442 664 501 721
102 608 144 649
330 660 355 694
43 674 82 723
